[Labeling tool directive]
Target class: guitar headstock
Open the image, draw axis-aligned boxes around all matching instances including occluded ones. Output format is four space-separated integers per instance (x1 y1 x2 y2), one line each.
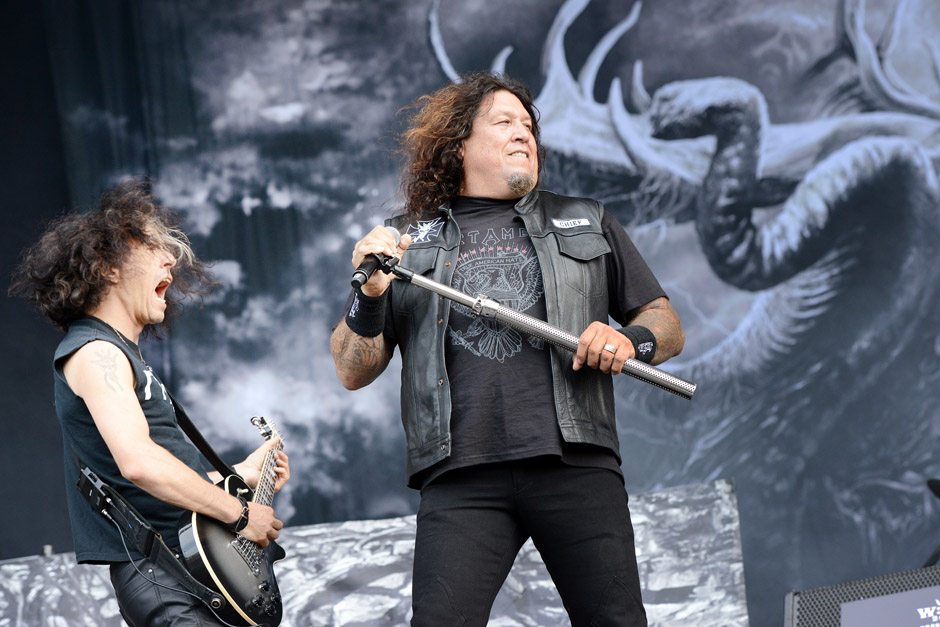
250 416 284 448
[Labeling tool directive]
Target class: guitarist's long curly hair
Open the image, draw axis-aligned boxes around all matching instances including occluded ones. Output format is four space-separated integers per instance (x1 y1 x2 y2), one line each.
397 72 544 221
9 178 215 336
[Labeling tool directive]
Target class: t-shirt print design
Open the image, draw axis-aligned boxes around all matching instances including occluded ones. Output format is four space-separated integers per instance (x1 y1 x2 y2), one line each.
448 227 545 362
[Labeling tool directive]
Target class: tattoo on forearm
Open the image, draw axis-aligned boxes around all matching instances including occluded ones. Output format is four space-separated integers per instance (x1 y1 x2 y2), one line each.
631 299 685 365
330 322 391 385
90 348 124 393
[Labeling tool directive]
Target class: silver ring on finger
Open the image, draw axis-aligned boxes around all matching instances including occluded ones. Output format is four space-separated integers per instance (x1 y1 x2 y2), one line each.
603 343 617 354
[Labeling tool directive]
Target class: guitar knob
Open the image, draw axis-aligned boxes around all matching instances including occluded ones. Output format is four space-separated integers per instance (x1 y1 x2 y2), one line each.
251 595 264 607
258 581 270 592
270 593 281 604
264 604 278 616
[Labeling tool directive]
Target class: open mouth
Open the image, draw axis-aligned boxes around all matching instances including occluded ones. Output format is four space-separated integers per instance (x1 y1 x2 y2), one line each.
155 278 171 303
508 151 528 159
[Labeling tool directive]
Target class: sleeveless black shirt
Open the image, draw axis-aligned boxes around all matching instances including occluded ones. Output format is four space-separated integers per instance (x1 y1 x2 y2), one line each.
53 317 208 563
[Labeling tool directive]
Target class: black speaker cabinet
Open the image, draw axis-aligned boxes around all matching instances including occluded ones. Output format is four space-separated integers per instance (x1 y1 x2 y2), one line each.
785 564 940 626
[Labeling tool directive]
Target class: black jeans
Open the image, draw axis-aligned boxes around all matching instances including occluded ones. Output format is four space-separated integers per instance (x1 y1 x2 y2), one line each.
411 456 647 627
110 559 226 626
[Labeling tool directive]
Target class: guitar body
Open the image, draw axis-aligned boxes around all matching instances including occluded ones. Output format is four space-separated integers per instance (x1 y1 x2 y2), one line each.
178 474 285 626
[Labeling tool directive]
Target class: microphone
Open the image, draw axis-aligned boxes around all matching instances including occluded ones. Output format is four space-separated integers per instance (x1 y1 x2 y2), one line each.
350 226 401 289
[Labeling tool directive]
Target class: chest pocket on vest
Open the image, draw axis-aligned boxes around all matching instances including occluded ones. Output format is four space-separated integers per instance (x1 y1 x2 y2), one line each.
391 245 441 314
554 231 610 298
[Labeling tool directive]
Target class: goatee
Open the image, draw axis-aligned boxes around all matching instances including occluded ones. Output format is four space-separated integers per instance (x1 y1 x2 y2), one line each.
507 173 535 196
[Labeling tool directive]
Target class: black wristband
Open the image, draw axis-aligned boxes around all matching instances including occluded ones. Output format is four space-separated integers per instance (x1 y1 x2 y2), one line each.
227 495 250 533
619 325 657 363
344 288 386 338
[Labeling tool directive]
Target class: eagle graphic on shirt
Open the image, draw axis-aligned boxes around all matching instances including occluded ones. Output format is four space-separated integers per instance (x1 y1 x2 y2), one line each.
448 227 545 362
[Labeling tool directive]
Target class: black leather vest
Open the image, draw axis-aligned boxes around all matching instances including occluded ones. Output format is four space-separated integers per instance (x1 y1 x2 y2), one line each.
387 190 619 483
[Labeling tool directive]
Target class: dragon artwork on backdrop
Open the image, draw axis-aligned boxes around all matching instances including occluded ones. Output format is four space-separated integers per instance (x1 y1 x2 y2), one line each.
111 0 940 620
431 0 940 598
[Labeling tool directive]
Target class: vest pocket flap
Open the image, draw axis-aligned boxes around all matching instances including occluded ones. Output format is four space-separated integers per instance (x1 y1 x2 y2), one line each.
400 245 439 275
555 231 611 261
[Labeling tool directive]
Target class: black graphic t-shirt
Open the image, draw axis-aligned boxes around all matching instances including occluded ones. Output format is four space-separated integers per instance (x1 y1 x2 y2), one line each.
375 195 667 488
435 197 563 481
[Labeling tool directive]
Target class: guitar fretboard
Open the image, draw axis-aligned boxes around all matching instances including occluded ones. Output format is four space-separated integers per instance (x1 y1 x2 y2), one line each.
238 416 285 565
253 441 283 507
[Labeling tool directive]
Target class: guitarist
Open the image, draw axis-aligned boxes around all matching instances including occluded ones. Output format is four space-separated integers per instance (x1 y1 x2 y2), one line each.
10 180 290 626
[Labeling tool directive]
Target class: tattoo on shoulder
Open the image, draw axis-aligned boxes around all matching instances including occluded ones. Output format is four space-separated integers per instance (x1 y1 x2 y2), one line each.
89 347 124 393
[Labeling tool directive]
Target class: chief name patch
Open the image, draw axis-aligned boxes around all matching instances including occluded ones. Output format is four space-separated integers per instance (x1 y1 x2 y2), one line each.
551 218 590 229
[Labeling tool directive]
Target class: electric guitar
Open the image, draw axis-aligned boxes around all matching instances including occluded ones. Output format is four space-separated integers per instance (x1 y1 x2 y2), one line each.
178 416 286 626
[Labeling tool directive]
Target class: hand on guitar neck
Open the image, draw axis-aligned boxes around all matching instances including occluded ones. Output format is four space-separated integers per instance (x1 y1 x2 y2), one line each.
233 437 290 493
227 436 290 547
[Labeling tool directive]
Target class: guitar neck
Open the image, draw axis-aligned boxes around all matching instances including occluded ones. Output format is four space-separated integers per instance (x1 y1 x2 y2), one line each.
252 442 283 507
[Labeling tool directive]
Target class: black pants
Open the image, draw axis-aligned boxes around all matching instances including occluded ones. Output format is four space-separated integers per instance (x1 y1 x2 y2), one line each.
110 559 226 626
411 457 647 627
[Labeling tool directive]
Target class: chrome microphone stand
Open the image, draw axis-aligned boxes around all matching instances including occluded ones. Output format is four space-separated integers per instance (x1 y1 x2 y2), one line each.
381 257 697 400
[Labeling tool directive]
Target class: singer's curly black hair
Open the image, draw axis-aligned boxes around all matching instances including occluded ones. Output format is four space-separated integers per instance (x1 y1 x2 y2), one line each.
9 178 215 335
398 72 544 220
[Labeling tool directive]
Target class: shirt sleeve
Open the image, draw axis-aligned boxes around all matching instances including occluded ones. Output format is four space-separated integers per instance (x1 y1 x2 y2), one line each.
602 208 667 326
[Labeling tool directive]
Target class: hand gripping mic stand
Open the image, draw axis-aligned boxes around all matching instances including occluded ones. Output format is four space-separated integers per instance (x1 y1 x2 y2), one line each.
378 256 697 400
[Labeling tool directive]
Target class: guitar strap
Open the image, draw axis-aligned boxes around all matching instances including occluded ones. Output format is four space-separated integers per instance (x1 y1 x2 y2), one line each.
67 393 246 617
167 391 239 478
69 449 229 615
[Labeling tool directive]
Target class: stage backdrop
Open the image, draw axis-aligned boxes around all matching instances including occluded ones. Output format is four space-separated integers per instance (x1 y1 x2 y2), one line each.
5 1 940 626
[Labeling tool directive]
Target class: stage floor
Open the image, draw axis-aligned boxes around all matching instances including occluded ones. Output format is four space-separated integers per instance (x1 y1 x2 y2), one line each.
0 479 748 626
